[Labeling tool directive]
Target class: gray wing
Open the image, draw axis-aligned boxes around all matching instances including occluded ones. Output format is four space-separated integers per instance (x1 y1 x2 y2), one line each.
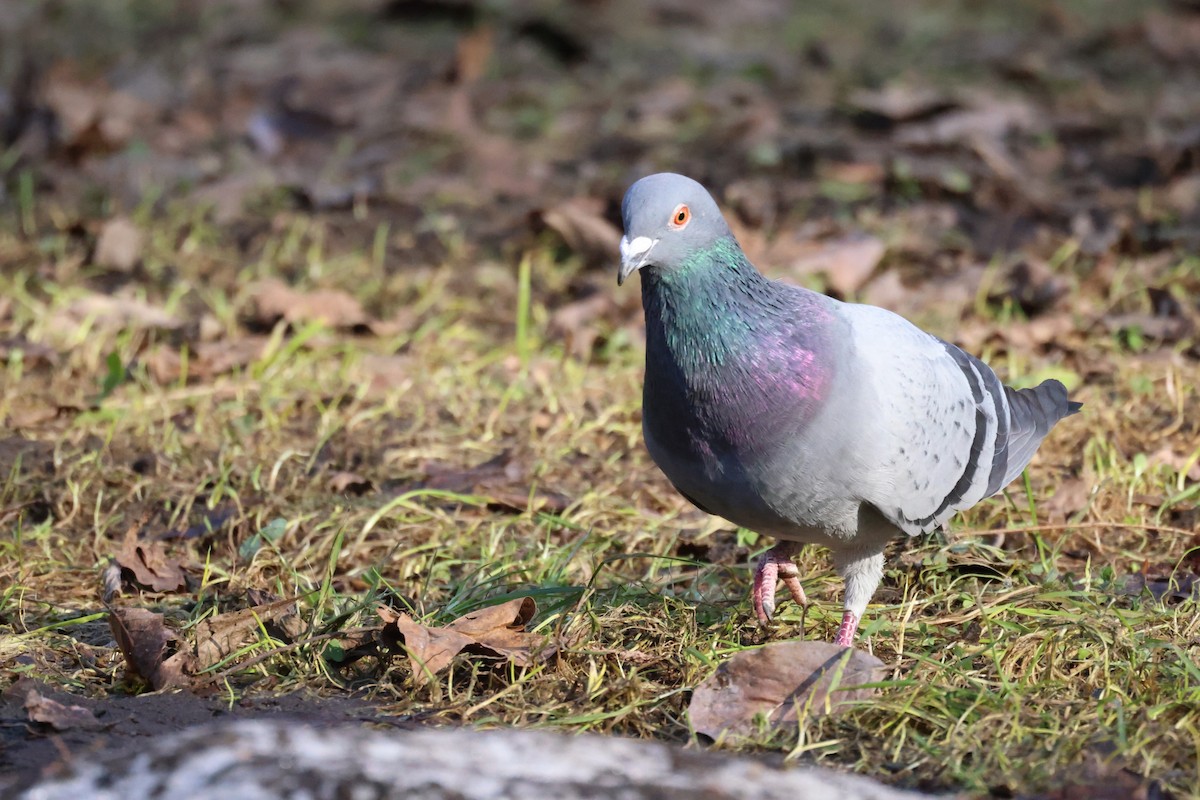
844 304 1080 536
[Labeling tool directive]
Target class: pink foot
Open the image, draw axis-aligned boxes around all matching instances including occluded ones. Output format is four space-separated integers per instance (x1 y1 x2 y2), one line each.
752 545 808 624
833 611 859 647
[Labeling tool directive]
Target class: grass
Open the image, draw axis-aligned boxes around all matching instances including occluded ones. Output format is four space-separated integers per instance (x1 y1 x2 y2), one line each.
2 0 1200 794
1 197 1197 797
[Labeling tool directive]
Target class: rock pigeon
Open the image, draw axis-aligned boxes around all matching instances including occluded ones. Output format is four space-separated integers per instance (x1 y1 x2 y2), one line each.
618 173 1081 647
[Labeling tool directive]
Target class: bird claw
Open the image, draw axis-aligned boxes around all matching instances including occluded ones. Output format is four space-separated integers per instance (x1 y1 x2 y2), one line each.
752 546 806 627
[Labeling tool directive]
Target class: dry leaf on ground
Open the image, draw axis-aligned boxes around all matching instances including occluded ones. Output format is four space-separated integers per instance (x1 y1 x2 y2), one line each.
689 641 885 742
1029 748 1175 800
145 337 272 384
774 234 885 296
549 292 619 358
394 451 571 514
193 595 303 671
848 85 957 123
115 525 186 593
534 197 621 265
329 471 373 495
93 217 145 272
1043 477 1091 524
249 278 368 329
0 336 58 368
378 597 553 686
108 607 194 690
54 292 181 332
24 688 105 732
1146 445 1200 481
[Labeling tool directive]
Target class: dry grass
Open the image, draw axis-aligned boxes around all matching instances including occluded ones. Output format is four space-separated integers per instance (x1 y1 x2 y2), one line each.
1 198 1197 797
3 0 1200 795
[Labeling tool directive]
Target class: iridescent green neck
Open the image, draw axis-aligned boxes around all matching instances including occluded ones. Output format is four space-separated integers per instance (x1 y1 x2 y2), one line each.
641 236 771 369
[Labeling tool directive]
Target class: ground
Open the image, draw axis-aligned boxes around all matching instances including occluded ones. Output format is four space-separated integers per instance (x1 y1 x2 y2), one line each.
0 0 1198 797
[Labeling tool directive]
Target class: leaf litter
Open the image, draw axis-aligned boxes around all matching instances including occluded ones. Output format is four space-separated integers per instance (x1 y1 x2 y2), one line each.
2 0 1199 797
689 642 886 742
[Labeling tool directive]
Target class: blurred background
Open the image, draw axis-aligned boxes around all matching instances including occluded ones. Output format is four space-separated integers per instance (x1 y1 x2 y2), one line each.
3 0 1199 333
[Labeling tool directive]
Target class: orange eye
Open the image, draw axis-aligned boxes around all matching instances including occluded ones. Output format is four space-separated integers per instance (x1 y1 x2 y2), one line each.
670 204 691 228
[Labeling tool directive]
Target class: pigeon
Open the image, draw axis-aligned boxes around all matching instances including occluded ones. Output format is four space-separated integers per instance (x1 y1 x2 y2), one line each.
618 173 1081 647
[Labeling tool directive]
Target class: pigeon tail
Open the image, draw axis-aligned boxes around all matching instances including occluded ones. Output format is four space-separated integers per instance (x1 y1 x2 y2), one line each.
997 379 1080 489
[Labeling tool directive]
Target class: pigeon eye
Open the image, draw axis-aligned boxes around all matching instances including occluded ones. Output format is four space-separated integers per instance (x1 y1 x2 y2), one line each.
670 204 691 229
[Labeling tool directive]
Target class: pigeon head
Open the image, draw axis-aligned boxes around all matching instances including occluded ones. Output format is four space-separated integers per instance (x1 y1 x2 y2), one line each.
618 173 732 286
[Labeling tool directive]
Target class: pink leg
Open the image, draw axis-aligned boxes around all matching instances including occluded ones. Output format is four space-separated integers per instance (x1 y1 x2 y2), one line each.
752 543 807 624
833 611 859 647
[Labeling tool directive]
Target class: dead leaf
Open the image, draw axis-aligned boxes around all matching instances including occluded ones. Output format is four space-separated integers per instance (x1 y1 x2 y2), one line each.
395 451 572 514
848 85 957 124
0 337 58 368
24 688 104 732
193 595 303 671
454 26 494 85
1146 446 1200 481
100 559 123 603
535 197 621 265
996 315 1078 352
1044 478 1091 524
896 98 1037 147
1104 312 1192 345
379 597 552 686
250 278 368 329
1144 10 1200 63
55 291 181 332
0 436 55 478
108 607 193 690
1124 572 1200 603
549 292 618 358
116 525 186 593
329 470 373 495
689 641 885 742
775 234 885 295
358 353 412 393
42 61 154 154
94 217 145 272
1034 748 1172 800
991 260 1067 316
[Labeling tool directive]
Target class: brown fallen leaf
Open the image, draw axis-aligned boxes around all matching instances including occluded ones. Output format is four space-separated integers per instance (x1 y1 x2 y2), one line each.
250 278 368 330
94 216 145 272
534 197 621 265
1043 477 1091 524
54 291 181 332
379 597 552 686
116 524 186 593
1146 445 1200 482
549 292 618 359
329 470 373 495
395 451 571 514
689 641 885 742
108 606 193 690
895 98 1037 147
193 595 304 671
0 336 58 368
358 353 413 393
100 559 123 603
41 60 123 152
24 688 105 732
775 234 885 296
1033 748 1175 800
848 85 957 124
145 336 272 384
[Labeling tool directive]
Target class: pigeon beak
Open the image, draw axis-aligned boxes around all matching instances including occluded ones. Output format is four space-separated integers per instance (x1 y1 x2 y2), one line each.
618 236 657 286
